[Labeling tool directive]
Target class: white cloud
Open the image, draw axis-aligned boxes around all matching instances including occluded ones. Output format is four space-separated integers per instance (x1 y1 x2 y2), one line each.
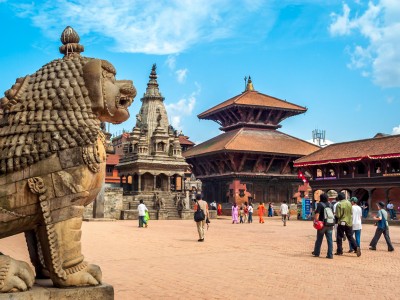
393 125 400 135
329 1 400 87
175 68 188 83
13 0 273 55
165 55 177 70
165 83 200 130
329 3 354 36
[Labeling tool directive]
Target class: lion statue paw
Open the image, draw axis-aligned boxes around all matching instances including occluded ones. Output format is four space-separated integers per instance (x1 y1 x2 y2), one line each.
53 263 102 288
0 255 35 293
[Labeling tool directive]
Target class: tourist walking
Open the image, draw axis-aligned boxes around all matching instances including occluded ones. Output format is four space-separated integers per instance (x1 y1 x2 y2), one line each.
362 201 369 218
387 200 396 220
243 202 248 223
268 202 273 217
194 194 209 242
248 204 253 223
335 192 361 257
258 202 265 223
348 197 362 253
137 199 149 228
232 203 239 224
210 200 217 211
280 200 289 226
369 201 394 251
239 205 244 223
312 193 333 259
217 203 222 216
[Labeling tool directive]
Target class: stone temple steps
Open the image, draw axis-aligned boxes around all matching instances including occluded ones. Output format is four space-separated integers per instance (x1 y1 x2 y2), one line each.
121 192 183 220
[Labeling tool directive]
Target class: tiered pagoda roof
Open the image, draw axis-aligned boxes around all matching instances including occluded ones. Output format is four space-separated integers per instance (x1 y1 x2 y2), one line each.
185 77 319 160
198 77 307 131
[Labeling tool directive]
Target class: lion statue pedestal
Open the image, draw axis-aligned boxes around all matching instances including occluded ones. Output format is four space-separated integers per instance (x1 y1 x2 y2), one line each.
0 26 136 297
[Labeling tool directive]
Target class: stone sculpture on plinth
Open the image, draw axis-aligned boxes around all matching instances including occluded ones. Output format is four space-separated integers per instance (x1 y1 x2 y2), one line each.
0 26 136 294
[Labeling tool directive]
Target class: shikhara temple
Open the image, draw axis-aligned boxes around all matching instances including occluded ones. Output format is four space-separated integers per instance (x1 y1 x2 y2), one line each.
294 134 400 214
116 65 192 219
184 77 319 205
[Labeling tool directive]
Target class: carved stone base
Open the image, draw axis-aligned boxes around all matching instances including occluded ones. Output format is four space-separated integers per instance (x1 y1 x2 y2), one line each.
209 210 217 219
180 209 194 220
0 281 113 300
157 209 168 220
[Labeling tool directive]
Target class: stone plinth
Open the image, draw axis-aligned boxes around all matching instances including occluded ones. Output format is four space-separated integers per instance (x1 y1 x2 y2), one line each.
0 281 113 300
120 210 157 220
84 187 123 220
180 209 193 220
209 210 217 219
157 209 168 220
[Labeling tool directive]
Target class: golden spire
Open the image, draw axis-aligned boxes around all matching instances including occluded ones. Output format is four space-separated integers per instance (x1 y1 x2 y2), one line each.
246 76 254 91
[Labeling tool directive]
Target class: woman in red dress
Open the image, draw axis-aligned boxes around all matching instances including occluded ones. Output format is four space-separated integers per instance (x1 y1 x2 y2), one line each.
217 203 222 216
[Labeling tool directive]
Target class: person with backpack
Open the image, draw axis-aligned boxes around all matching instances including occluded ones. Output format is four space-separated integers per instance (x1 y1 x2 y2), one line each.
369 201 394 251
348 197 362 253
335 192 361 257
312 193 334 259
193 194 209 242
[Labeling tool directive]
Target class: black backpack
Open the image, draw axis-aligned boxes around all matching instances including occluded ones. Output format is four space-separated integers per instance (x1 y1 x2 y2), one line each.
194 201 205 222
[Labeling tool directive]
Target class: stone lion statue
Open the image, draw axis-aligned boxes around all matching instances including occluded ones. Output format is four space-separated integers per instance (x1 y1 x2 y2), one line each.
0 26 136 293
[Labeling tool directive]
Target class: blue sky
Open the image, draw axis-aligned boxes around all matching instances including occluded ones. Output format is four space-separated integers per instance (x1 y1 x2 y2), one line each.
1 0 400 145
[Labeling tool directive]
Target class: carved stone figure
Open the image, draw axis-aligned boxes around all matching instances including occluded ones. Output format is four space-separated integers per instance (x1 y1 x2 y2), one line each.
153 192 165 210
0 26 136 293
175 193 186 210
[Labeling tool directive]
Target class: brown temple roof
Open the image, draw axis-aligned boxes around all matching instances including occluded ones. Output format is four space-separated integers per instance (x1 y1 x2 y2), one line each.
294 134 400 167
183 128 319 158
179 135 195 146
198 90 307 119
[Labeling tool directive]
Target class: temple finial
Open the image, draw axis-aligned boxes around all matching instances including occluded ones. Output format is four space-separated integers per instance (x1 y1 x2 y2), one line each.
246 75 254 91
59 26 84 57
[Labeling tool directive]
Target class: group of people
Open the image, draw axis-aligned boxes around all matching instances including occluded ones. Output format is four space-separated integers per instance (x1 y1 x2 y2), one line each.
230 201 290 225
231 202 254 223
312 192 395 259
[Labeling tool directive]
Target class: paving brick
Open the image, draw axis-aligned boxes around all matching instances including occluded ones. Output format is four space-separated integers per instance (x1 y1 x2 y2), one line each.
0 217 399 299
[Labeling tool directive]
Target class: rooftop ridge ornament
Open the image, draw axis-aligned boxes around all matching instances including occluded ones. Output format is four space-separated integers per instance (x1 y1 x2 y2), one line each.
246 75 254 91
59 26 84 57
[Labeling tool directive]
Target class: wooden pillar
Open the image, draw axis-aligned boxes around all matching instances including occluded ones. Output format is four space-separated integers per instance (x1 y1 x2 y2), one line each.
168 176 172 191
138 174 141 192
120 176 123 188
367 189 372 218
153 175 157 191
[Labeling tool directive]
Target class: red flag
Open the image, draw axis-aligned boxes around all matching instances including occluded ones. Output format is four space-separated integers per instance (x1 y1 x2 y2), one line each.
298 170 308 183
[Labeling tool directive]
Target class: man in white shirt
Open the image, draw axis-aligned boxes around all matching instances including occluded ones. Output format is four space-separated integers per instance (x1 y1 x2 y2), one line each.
387 200 396 220
348 197 362 252
138 199 148 228
280 200 289 226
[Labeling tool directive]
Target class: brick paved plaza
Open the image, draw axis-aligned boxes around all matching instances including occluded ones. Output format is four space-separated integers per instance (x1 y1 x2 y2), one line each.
1 217 399 299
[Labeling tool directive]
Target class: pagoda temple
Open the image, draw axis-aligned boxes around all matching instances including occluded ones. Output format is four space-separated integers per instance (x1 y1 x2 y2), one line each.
183 77 319 206
116 65 191 219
